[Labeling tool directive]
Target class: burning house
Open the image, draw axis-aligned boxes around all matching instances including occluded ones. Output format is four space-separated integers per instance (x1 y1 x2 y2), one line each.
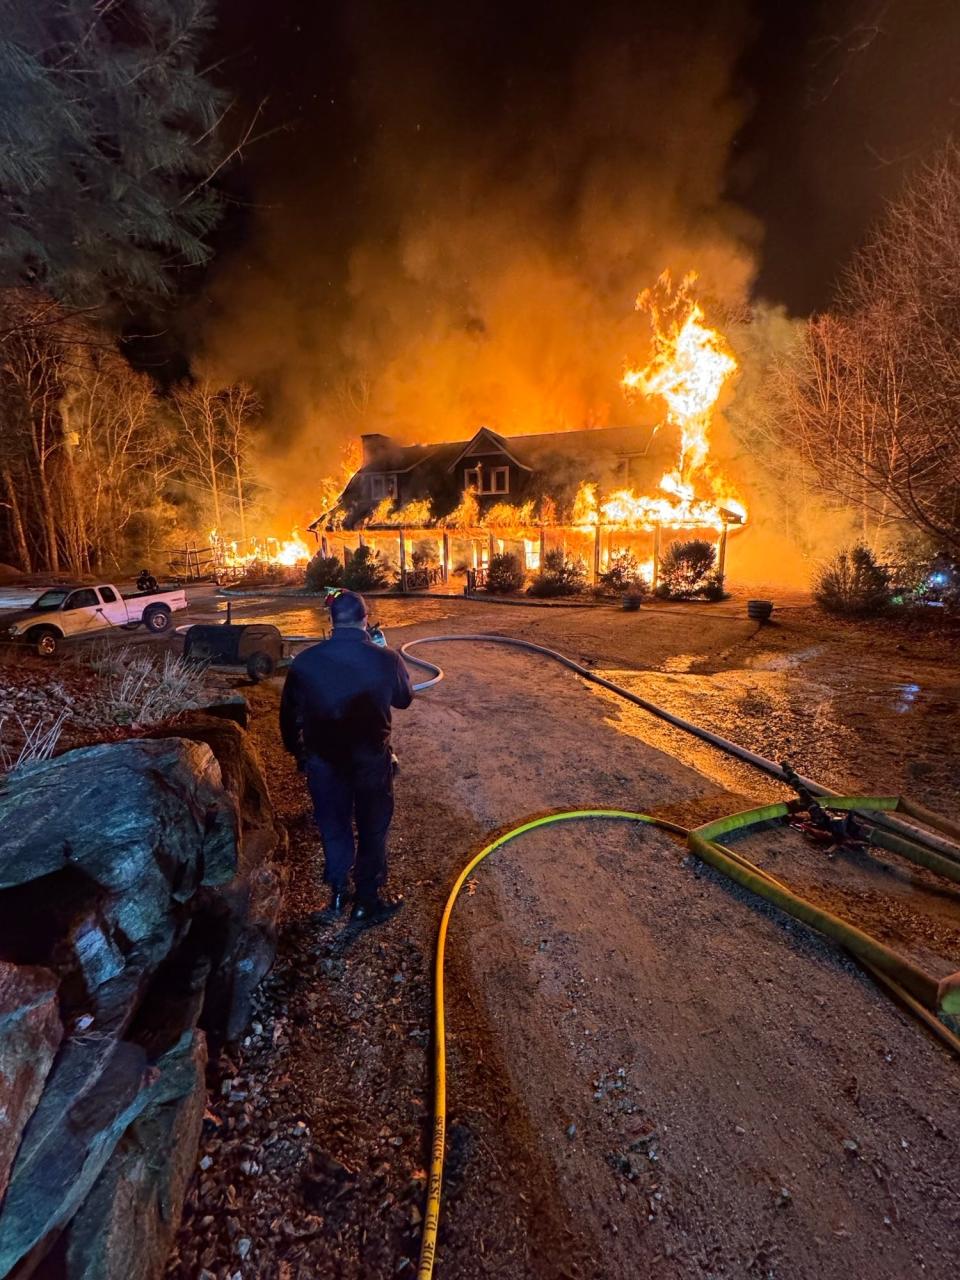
308 275 747 590
320 423 678 529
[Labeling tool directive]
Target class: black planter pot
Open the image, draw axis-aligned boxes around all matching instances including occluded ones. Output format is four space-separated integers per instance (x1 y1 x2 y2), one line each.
746 599 774 623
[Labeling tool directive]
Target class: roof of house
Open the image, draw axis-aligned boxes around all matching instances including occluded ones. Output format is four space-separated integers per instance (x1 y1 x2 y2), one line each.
353 424 663 476
308 422 670 530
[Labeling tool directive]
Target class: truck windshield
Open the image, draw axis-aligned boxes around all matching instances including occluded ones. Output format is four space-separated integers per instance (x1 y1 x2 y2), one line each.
31 590 70 611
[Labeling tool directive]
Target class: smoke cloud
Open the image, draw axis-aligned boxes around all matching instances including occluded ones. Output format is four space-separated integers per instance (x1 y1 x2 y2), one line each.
201 1 760 528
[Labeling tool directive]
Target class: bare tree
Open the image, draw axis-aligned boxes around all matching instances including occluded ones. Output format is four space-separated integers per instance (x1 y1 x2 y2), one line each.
171 378 261 541
778 143 960 554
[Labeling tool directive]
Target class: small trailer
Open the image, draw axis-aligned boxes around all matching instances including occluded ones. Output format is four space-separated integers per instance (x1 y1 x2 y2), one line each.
2 583 188 656
183 621 289 682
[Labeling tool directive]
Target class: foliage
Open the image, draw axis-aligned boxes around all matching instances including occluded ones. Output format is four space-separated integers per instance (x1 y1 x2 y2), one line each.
0 0 227 305
305 553 344 592
0 293 261 575
598 550 649 596
813 544 891 617
701 571 727 602
655 539 717 599
0 709 66 772
527 548 587 597
343 544 391 592
485 552 526 594
107 648 209 725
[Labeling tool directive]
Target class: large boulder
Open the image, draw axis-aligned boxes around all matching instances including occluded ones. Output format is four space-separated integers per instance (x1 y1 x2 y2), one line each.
0 963 62 1206
0 738 239 1037
0 737 238 903
0 729 281 1275
0 1031 204 1275
59 1032 207 1280
146 717 286 1042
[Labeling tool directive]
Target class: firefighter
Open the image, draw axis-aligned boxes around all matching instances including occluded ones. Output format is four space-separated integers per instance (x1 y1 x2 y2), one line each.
280 588 414 923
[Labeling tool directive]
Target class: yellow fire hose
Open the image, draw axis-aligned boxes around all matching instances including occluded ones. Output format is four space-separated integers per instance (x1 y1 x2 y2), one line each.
394 635 960 1280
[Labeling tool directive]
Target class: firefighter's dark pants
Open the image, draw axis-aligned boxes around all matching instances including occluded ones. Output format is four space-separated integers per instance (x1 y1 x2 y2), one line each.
305 750 394 898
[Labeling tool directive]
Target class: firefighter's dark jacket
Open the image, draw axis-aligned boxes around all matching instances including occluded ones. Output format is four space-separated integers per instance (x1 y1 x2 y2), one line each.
280 626 414 765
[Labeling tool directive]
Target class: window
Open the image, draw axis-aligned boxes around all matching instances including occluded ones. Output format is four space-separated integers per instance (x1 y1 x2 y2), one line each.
99 587 117 603
464 465 509 495
65 589 98 610
31 589 69 611
368 473 397 500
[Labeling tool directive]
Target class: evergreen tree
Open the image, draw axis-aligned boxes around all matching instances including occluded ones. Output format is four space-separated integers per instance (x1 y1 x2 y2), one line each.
0 0 227 306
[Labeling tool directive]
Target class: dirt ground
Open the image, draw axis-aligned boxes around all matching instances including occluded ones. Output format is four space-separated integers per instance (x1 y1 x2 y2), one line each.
156 590 960 1280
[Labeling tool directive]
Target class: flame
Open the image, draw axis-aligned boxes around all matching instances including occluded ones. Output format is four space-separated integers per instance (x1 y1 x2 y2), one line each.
623 273 737 480
210 528 312 571
574 271 744 534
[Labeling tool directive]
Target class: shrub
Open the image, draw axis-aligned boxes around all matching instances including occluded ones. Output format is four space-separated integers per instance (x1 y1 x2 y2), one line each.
0 710 67 772
305 553 344 592
701 570 727 602
656 539 717 599
813 543 891 616
485 552 526 594
598 551 649 597
527 548 587 597
343 544 391 592
109 649 209 725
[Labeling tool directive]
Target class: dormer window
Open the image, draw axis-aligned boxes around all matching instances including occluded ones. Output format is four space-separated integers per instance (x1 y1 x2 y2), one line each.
368 473 398 500
464 464 509 495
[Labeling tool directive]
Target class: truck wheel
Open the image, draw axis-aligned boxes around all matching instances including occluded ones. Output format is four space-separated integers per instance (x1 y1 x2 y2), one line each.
32 627 60 658
143 605 171 633
246 651 275 682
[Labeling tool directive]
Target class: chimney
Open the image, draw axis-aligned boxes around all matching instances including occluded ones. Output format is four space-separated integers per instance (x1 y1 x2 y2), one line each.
361 433 392 466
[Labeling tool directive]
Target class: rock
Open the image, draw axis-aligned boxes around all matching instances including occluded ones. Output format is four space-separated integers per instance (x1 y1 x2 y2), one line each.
59 1032 207 1280
0 962 62 1205
146 718 285 1043
0 738 238 902
0 1030 204 1274
196 696 249 729
0 1035 151 1272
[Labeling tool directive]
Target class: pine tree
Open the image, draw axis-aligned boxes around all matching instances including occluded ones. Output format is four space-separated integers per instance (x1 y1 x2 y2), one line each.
0 0 227 306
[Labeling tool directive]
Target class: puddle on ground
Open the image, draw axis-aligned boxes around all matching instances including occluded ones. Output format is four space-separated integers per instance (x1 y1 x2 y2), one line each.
743 644 829 671
589 664 960 817
187 594 462 638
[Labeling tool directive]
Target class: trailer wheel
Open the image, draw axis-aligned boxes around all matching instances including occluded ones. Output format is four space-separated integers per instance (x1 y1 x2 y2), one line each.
143 604 171 633
31 627 60 658
121 621 141 631
246 651 275 682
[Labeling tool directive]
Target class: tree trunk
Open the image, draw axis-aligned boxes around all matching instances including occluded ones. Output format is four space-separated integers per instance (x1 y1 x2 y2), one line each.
2 465 32 573
207 430 222 531
233 451 246 543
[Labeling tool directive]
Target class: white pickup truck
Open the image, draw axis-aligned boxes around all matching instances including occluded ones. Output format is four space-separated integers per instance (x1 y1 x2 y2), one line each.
2 583 188 656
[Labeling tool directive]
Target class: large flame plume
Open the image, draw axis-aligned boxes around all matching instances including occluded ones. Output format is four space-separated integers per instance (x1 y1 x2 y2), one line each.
574 272 744 532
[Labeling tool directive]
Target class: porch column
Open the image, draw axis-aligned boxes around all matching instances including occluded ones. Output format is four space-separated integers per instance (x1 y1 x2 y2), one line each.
442 530 450 583
718 522 728 579
652 524 661 590
321 534 329 557
487 530 495 566
593 524 602 585
399 528 407 591
539 526 545 569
